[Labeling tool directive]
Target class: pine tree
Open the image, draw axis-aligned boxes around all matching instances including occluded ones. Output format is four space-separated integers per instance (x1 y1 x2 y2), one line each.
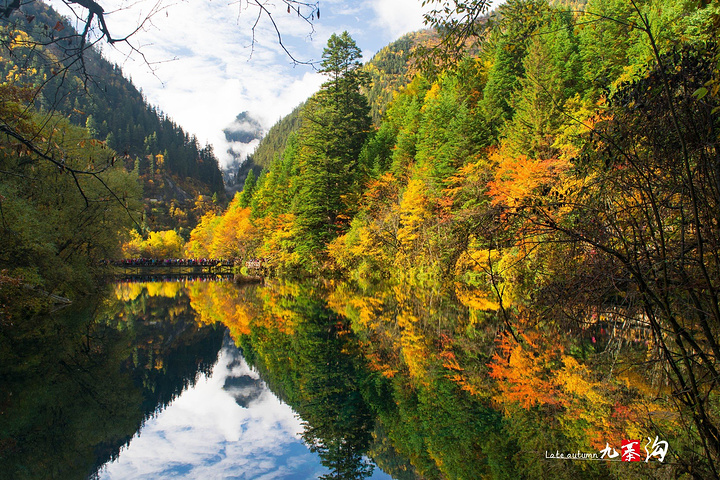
238 168 257 208
293 32 372 260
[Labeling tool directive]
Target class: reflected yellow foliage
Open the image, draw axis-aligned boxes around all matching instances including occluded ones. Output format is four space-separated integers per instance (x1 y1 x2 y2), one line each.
114 282 146 302
186 281 260 340
454 286 498 312
556 355 625 448
114 281 185 300
254 280 306 336
397 312 431 385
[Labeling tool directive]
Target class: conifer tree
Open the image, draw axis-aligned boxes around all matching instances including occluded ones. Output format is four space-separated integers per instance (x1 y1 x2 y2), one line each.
293 32 372 260
238 169 257 208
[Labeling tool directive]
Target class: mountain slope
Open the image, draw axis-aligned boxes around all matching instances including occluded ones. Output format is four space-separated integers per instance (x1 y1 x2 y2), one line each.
0 1 225 233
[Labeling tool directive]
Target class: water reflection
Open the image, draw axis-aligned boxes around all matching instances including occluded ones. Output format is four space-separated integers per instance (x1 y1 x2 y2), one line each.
0 277 393 480
0 281 224 480
99 336 334 480
232 278 682 479
239 294 381 480
2 273 683 479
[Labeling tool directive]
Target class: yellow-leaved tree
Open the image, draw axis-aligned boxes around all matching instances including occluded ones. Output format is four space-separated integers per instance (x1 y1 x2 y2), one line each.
208 196 258 260
122 230 185 258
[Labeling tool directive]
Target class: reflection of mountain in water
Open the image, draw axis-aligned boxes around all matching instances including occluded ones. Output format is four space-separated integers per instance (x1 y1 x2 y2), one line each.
222 335 266 408
0 282 227 480
92 290 226 477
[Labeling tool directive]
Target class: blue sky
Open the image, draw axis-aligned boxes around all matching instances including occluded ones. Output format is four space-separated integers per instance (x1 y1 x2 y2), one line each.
50 0 435 168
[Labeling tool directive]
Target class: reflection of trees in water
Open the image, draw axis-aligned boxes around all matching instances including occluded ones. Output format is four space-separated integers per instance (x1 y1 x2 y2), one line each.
296 301 376 480
238 290 378 480
233 280 511 479
240 278 680 480
78 276 684 480
0 283 224 480
118 294 224 422
95 284 226 473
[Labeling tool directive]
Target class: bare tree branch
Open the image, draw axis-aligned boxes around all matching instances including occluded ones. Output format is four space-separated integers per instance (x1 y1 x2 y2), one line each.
238 0 320 66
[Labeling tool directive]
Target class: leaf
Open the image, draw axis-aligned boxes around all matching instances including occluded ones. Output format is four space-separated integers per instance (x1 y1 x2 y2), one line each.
53 21 64 32
693 86 708 99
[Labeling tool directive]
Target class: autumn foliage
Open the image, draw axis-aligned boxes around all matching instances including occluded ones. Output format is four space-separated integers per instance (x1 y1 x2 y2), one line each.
180 1 720 475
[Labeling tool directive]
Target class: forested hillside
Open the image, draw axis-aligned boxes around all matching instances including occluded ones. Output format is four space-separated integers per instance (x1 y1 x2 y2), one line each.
188 0 720 475
0 1 225 234
0 0 225 314
233 31 427 200
231 106 303 199
364 31 431 124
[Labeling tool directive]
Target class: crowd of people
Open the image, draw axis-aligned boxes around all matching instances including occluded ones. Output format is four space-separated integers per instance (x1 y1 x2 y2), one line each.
108 258 235 267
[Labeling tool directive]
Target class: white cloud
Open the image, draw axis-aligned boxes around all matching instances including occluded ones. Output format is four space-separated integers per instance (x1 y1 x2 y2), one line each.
98 347 328 480
47 0 432 169
368 0 429 39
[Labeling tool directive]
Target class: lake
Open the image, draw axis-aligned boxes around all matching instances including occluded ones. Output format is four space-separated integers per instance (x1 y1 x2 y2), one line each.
0 276 682 479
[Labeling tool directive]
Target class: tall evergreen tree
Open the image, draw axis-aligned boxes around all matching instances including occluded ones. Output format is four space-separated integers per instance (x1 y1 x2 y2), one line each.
293 32 372 260
238 168 257 208
503 11 582 159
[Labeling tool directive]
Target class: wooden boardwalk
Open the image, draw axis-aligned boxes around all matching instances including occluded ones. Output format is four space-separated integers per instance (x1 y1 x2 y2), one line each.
110 260 235 276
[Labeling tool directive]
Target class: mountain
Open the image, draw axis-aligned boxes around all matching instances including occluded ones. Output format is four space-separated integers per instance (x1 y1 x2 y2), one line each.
222 111 265 195
224 111 265 145
228 103 303 196
0 1 226 234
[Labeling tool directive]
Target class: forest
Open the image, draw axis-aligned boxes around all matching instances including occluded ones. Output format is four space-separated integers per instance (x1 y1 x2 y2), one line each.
0 0 226 316
183 0 720 477
2 0 720 477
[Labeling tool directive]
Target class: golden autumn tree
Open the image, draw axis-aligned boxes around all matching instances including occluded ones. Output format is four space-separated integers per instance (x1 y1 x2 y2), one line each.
208 194 259 260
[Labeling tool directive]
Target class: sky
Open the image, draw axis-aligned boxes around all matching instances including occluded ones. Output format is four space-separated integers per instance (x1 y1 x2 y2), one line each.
51 0 434 168
98 341 392 479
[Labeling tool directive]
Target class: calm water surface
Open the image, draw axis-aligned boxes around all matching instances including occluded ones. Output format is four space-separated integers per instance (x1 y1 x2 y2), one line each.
99 336 388 480
0 278 392 480
1 276 679 479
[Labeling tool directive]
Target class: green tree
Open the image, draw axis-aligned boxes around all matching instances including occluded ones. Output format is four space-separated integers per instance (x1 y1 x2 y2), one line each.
0 94 141 312
238 168 257 208
503 10 583 158
293 32 372 260
479 1 552 139
251 133 302 219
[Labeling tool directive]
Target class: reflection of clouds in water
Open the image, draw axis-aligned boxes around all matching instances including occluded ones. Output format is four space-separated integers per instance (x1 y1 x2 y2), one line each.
98 339 328 479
